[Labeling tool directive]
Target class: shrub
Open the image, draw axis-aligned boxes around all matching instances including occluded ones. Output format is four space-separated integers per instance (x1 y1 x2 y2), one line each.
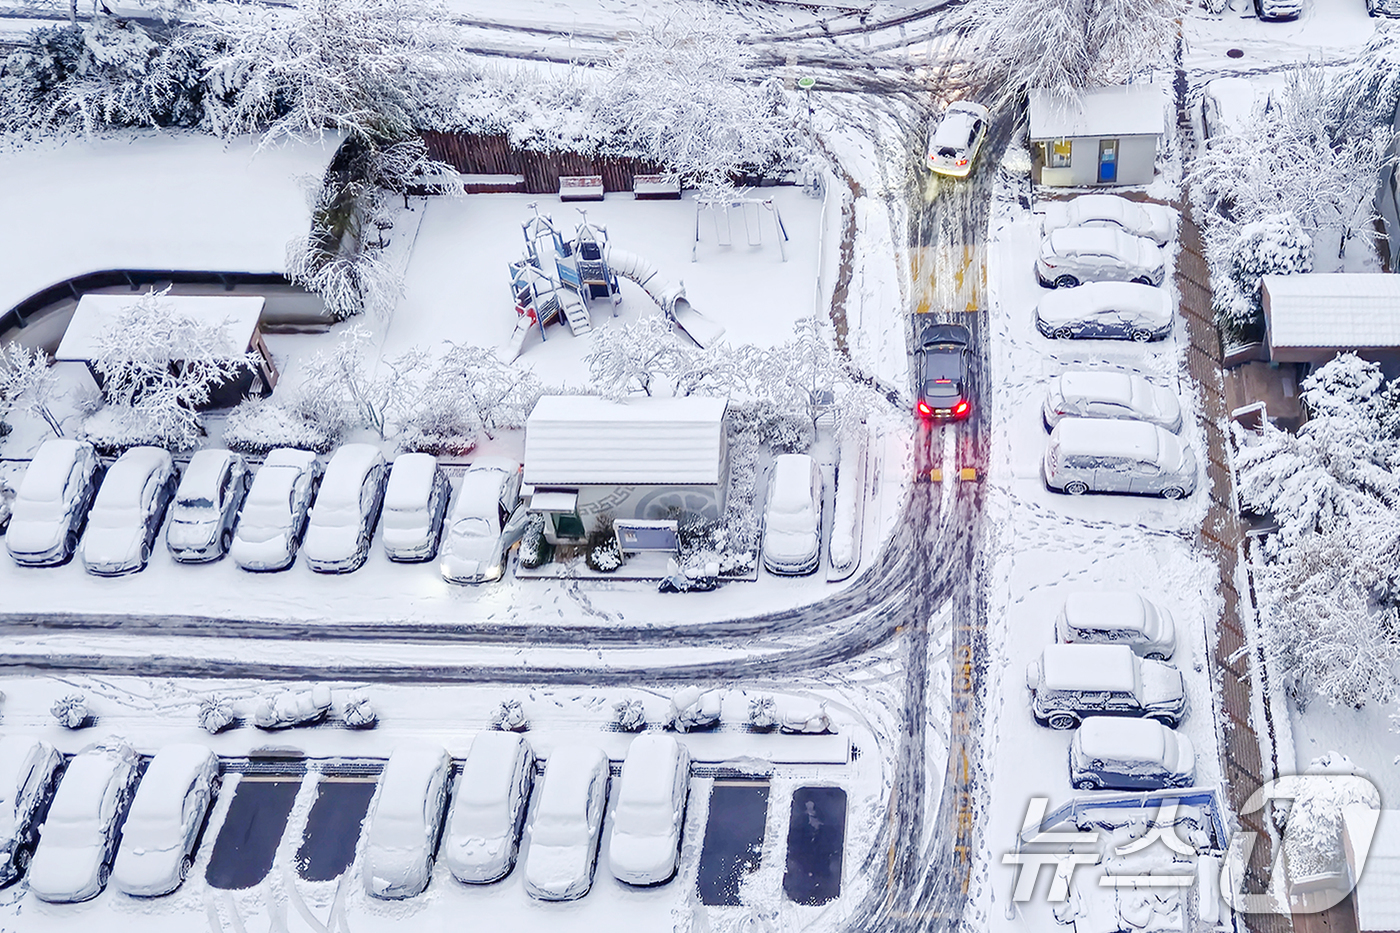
587 535 623 573
518 513 552 569
223 398 339 454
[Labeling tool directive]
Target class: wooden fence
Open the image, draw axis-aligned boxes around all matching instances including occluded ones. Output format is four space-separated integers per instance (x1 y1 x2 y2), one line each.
421 132 665 194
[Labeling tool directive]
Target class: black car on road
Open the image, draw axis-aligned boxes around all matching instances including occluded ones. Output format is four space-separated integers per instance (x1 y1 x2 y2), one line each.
916 322 972 421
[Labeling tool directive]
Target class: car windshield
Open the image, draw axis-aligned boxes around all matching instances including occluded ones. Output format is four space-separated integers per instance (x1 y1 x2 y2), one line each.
370 812 422 850
239 504 287 531
923 351 961 381
11 498 61 523
616 801 673 836
177 495 215 510
453 799 509 837
452 517 493 540
41 810 100 848
119 813 177 850
532 814 587 847
314 504 358 528
90 505 141 530
383 506 423 530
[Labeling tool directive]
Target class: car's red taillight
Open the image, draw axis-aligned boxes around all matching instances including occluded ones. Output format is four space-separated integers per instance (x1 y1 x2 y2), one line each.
954 400 970 416
917 401 933 417
956 159 968 166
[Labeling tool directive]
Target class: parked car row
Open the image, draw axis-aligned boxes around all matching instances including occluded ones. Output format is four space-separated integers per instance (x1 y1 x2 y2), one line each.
0 732 693 904
1022 591 1195 792
3 440 523 583
0 738 218 903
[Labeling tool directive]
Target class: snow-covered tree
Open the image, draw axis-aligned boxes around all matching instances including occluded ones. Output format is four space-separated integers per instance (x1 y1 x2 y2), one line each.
86 287 261 449
296 325 427 440
1329 31 1400 141
1213 213 1312 331
0 343 65 437
54 15 205 132
598 5 797 193
585 315 697 398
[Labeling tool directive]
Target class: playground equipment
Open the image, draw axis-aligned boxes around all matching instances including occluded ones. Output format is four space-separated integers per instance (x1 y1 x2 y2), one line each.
506 206 726 359
693 196 790 262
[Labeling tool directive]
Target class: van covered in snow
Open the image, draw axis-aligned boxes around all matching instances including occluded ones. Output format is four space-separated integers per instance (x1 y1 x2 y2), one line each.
1055 591 1176 660
1042 418 1196 500
1026 644 1186 730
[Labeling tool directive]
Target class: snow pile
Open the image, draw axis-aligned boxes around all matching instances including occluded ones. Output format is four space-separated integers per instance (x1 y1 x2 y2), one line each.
669 687 722 733
490 698 529 732
197 695 235 734
51 693 88 729
828 426 866 575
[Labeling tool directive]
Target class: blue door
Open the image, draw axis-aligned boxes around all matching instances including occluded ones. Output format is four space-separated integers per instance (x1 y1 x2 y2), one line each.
1098 139 1119 184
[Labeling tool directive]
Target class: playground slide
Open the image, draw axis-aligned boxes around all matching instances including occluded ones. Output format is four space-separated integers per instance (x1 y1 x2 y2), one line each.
604 247 726 348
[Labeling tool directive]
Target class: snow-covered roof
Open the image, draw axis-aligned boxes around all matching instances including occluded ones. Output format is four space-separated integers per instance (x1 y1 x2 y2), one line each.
377 742 449 821
93 448 171 509
1029 85 1165 140
1262 273 1400 350
126 745 214 822
316 444 383 508
458 732 527 808
50 746 126 822
1064 592 1147 632
770 454 816 511
179 449 238 501
1076 717 1167 761
18 440 87 504
1357 810 1400 932
264 448 318 470
1059 372 1135 407
0 736 50 806
0 132 340 319
1052 418 1161 461
618 735 683 807
56 294 265 362
539 745 608 819
1041 644 1137 692
524 396 728 486
385 454 439 511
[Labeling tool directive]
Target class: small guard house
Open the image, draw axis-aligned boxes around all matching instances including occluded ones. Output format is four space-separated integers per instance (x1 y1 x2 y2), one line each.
56 293 278 407
523 395 729 545
1030 85 1164 188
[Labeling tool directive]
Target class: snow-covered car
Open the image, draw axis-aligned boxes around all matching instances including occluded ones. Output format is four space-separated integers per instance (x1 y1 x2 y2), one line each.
762 454 823 576
608 735 690 886
1256 0 1302 21
1055 591 1177 661
916 322 973 420
1041 194 1175 247
1026 644 1187 730
1043 418 1197 500
1199 77 1262 141
27 739 141 903
80 446 178 576
381 454 451 562
0 736 64 887
252 685 332 730
522 745 610 901
1069 717 1195 791
5 438 100 567
166 449 250 563
362 741 452 899
926 101 990 178
439 458 523 584
0 479 14 534
230 448 322 572
1368 0 1400 16
302 443 388 573
1035 282 1173 342
112 744 219 897
1043 371 1182 433
443 731 535 884
1034 228 1164 289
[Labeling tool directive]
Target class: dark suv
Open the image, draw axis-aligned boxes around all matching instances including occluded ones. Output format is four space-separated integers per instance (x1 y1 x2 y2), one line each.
916 322 972 421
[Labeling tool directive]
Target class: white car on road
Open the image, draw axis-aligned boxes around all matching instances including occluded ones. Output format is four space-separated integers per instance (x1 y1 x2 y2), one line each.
5 439 100 567
440 458 523 584
523 745 610 901
1043 371 1182 433
230 448 322 572
762 454 823 576
81 446 178 576
609 735 690 886
0 736 63 887
28 739 141 903
443 731 535 884
1041 194 1175 246
166 449 250 562
302 443 388 573
926 101 989 177
1035 282 1173 342
362 742 452 899
1035 228 1164 289
112 744 219 897
381 454 451 562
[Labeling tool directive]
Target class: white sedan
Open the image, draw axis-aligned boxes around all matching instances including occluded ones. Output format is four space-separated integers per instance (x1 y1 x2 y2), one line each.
302 443 388 573
112 744 219 897
166 449 249 562
440 458 522 584
926 101 989 177
5 439 100 567
523 745 610 901
0 736 63 886
230 448 322 572
443 731 535 884
1035 227 1164 289
1041 194 1175 247
28 740 141 903
362 742 452 899
608 735 690 886
1035 282 1173 342
1043 371 1183 433
381 454 451 562
762 454 823 576
81 446 178 576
